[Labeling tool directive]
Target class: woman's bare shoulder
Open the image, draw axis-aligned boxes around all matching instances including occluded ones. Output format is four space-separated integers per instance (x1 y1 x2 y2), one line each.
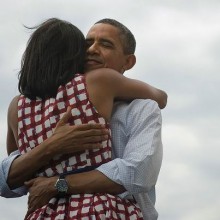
8 95 20 110
8 95 20 120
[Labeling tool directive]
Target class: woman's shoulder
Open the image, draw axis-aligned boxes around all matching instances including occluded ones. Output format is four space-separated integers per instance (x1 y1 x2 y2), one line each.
8 95 20 110
7 95 19 125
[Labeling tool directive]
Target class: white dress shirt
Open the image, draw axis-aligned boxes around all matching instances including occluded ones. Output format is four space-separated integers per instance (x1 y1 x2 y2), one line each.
97 99 163 220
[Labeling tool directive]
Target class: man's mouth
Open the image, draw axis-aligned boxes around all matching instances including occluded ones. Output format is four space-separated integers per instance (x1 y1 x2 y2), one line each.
85 57 102 65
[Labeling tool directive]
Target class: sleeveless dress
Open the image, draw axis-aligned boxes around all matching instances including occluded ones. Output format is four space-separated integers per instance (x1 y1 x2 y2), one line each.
18 74 143 220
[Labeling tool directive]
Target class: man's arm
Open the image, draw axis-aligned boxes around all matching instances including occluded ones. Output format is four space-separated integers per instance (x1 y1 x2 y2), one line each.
1 106 109 198
1 122 109 197
8 123 109 189
0 150 27 198
25 169 125 216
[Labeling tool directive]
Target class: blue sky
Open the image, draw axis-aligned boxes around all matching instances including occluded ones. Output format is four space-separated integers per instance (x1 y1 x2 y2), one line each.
0 0 220 219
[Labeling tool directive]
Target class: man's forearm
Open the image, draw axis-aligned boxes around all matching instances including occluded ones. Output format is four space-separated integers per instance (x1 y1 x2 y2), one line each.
66 170 126 195
8 137 58 189
0 151 28 198
7 121 109 189
26 170 126 213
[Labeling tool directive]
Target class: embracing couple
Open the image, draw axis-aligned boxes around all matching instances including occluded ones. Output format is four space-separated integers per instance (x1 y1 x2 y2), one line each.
0 18 167 220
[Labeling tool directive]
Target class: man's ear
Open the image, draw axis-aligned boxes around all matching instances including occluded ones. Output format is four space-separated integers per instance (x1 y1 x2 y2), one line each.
124 54 136 71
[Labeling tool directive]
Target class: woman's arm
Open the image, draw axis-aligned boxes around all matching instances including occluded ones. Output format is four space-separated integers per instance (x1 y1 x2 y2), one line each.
87 68 167 109
110 69 167 109
7 96 19 155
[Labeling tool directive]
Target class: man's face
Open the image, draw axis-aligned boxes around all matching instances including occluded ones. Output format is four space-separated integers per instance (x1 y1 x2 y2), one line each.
85 23 128 73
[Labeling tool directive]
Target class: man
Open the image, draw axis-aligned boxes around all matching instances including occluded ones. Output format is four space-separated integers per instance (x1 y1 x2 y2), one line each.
0 19 165 219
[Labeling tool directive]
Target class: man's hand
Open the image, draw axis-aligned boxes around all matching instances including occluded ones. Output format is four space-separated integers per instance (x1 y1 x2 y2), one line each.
24 176 57 218
48 106 110 156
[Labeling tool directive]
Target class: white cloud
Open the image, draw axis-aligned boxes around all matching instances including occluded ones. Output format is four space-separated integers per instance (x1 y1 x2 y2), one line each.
157 124 220 219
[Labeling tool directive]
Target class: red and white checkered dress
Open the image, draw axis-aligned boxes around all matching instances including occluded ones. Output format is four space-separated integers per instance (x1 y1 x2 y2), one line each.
18 74 143 219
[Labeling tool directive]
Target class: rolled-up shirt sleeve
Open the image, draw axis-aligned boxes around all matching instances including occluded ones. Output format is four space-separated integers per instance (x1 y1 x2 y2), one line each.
97 99 163 196
0 150 28 198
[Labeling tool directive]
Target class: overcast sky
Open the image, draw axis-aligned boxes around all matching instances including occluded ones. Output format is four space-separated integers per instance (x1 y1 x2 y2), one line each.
1 0 220 219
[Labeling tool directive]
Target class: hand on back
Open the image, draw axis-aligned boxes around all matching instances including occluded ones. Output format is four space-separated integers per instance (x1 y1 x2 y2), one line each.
49 107 109 156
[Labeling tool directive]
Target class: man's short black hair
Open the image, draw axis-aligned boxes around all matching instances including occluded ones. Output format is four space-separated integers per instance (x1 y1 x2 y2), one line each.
95 18 136 54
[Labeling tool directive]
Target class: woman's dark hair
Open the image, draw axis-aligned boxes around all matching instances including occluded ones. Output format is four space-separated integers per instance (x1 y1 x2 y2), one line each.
18 18 86 99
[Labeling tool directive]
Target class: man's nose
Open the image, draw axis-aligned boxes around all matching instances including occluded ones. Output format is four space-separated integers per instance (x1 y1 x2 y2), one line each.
87 42 99 54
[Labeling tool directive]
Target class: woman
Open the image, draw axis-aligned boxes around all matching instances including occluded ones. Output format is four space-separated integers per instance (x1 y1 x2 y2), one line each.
7 18 165 219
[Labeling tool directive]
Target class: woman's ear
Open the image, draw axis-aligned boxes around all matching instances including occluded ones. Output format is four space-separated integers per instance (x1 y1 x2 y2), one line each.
123 54 136 71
